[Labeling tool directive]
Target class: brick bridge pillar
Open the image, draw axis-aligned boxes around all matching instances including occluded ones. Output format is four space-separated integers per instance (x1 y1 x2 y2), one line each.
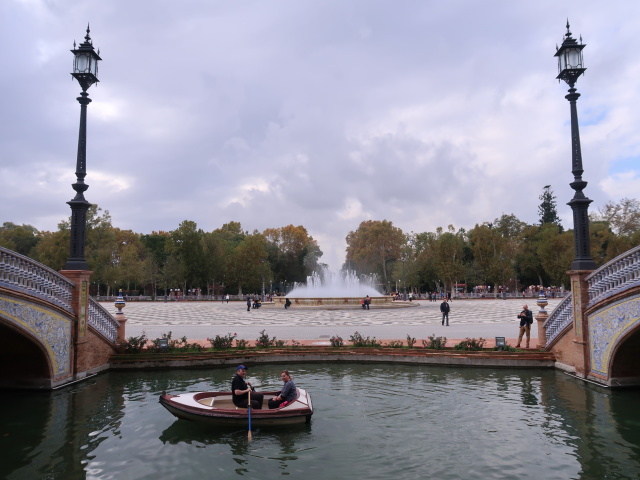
568 270 593 377
60 269 92 379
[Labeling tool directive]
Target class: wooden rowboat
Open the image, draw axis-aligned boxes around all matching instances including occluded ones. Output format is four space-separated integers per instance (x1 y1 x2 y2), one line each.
159 388 314 426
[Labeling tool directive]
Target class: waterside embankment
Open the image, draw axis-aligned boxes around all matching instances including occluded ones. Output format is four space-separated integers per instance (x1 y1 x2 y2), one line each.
110 347 556 371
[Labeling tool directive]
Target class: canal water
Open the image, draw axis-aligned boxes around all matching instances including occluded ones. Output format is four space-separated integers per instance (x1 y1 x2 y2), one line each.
2 364 640 480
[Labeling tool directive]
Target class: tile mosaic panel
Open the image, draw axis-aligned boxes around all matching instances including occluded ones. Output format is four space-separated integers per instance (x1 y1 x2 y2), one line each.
589 293 640 377
0 294 73 380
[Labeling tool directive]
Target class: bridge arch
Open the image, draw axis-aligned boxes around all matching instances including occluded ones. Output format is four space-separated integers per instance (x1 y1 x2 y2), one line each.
606 304 640 386
0 292 74 388
0 320 53 388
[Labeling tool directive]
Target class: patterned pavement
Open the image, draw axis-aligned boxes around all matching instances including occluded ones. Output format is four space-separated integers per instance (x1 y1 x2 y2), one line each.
106 297 562 346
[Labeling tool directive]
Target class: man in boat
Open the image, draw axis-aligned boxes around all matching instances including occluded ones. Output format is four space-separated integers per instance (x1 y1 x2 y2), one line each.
268 370 297 409
232 365 264 409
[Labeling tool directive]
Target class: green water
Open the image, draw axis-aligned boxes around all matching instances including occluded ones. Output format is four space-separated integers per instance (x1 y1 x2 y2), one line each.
1 364 640 480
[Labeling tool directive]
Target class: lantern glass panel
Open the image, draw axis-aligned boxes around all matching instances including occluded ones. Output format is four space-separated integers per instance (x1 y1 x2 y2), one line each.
74 53 91 73
567 48 581 69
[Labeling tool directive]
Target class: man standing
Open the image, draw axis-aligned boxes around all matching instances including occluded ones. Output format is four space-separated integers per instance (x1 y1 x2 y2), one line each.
232 365 264 409
268 370 297 409
247 296 251 312
440 299 450 326
516 304 534 348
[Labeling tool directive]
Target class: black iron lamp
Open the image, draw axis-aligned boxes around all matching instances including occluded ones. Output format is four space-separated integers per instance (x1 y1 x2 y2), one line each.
554 21 596 271
64 25 102 270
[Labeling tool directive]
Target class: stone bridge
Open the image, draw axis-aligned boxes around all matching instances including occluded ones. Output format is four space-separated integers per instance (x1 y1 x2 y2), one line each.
0 246 121 389
542 245 640 386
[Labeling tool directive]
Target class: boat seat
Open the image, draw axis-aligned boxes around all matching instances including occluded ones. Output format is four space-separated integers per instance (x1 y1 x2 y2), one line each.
197 397 215 407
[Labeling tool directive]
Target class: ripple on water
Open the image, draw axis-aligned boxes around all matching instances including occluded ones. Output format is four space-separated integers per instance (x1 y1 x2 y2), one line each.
2 365 640 480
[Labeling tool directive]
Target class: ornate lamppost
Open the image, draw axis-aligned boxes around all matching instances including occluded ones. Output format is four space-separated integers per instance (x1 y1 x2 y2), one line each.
554 21 596 271
64 25 101 271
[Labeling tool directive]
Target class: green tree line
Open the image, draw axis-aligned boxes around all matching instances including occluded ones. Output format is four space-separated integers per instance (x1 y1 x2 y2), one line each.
2 192 638 297
0 206 322 298
344 195 640 295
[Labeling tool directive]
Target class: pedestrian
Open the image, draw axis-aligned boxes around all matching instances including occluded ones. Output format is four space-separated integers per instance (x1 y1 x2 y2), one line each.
516 304 534 348
440 299 450 326
226 294 229 303
268 370 297 409
247 296 251 312
232 365 264 409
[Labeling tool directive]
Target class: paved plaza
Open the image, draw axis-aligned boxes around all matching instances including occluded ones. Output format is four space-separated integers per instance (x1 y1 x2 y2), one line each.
108 297 562 347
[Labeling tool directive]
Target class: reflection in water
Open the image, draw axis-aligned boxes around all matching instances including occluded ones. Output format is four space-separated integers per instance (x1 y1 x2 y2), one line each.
540 374 640 479
160 419 312 475
0 365 639 479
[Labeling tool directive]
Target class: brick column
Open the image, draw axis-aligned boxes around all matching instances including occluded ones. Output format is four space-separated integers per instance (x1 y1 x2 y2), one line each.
59 269 93 378
568 270 593 377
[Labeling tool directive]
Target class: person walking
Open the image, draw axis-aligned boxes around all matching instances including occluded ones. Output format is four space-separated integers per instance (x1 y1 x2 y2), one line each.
246 296 251 312
440 299 450 326
516 304 534 348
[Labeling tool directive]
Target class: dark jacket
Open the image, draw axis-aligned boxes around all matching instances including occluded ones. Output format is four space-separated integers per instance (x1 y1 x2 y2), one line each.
232 374 250 406
518 309 533 327
440 301 450 313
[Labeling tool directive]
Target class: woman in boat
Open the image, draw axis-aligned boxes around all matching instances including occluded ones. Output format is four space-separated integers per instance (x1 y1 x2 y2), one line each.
232 365 264 409
268 370 297 409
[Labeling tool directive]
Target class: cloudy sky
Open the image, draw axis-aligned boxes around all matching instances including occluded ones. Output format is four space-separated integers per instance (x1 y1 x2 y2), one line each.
1 1 639 269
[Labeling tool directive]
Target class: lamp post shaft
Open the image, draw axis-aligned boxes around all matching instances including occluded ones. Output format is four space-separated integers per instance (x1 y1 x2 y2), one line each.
75 91 91 187
64 90 92 271
565 85 596 271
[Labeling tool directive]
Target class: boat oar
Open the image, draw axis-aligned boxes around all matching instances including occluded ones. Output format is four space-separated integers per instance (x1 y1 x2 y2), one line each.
247 389 253 442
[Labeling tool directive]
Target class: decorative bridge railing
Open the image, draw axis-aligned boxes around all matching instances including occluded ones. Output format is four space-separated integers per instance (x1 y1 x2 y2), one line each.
0 246 74 314
544 293 573 345
0 246 119 344
88 297 119 343
586 245 640 308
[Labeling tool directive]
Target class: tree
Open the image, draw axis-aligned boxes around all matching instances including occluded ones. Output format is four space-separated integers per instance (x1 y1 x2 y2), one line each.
264 225 323 286
591 197 640 237
0 222 40 256
140 231 171 298
432 225 466 295
227 233 270 294
468 223 503 286
169 220 206 292
345 220 406 291
201 231 226 296
31 229 69 270
538 185 562 229
536 223 573 288
84 206 118 295
413 231 438 292
588 221 632 267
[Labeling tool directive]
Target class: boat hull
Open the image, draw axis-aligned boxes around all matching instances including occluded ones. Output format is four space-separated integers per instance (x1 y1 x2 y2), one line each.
159 389 313 427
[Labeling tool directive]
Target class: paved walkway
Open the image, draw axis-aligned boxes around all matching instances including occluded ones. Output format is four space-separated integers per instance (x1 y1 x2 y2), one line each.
108 297 561 348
